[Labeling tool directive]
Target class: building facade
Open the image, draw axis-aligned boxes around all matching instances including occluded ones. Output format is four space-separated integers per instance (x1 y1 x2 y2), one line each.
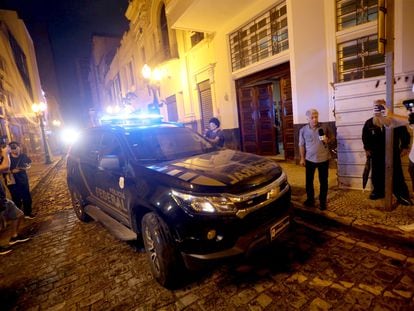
89 34 122 124
0 10 49 162
92 0 414 190
29 21 64 156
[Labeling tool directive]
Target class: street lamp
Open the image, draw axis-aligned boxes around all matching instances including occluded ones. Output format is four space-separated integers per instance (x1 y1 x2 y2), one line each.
141 64 162 114
32 102 52 164
52 119 61 127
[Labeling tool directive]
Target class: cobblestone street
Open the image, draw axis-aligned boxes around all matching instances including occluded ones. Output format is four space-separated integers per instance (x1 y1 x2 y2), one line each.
1 161 414 310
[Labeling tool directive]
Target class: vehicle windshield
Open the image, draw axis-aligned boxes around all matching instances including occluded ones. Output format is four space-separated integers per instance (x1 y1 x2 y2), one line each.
125 126 215 161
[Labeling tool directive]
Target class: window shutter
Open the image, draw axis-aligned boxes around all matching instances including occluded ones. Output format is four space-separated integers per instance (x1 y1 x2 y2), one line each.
198 80 213 132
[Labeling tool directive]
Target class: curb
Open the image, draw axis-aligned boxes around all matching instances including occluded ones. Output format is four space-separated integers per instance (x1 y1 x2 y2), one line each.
291 200 414 246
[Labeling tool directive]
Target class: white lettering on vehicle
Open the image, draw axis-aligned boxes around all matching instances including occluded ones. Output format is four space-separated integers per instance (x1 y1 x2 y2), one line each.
95 187 126 211
228 161 276 184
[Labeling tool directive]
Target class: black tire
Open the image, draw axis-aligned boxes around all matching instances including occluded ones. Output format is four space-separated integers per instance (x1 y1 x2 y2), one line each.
141 212 185 288
70 187 91 222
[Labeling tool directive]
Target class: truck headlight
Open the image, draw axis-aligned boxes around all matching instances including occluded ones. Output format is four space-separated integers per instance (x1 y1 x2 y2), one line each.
171 190 237 214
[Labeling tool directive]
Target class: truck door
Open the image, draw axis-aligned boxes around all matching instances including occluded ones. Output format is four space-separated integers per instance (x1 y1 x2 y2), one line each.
95 133 130 225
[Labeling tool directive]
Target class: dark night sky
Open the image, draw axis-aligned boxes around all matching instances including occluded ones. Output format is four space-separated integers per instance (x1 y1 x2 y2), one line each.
0 0 129 127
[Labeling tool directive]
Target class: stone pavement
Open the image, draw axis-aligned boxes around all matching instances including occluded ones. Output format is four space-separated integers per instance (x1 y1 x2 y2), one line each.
276 160 414 245
22 157 414 246
0 157 62 245
28 157 63 192
1 157 414 310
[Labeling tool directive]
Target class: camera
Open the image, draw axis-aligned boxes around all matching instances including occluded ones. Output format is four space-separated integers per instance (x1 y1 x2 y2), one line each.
374 104 386 116
402 99 414 125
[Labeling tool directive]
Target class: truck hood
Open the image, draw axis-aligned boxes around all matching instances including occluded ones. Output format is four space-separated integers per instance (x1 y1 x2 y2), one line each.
145 149 283 193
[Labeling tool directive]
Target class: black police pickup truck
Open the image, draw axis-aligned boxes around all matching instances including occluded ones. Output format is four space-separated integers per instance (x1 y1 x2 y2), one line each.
66 115 291 288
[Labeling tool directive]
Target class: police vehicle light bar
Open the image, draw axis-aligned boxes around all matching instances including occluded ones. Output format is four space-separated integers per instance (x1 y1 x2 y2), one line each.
99 112 163 126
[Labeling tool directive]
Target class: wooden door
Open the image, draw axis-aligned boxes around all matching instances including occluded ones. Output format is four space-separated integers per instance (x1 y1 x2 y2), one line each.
280 75 294 159
238 87 258 153
236 62 293 159
256 84 276 155
238 84 275 155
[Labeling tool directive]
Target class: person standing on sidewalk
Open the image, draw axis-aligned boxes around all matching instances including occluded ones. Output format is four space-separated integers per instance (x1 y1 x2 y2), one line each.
373 102 414 200
362 100 412 205
0 144 30 255
4 141 34 218
299 109 332 210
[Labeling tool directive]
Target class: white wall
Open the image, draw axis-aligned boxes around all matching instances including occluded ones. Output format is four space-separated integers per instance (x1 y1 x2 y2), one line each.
396 0 414 73
334 1 414 189
289 0 330 124
335 74 414 189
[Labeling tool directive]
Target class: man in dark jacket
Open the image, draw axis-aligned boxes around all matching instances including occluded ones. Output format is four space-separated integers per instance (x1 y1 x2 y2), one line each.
0 144 30 255
362 102 412 205
5 141 34 218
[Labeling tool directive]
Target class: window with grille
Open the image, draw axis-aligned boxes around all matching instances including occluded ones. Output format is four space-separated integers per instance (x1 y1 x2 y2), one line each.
337 34 384 82
229 1 288 71
336 0 384 82
336 0 378 31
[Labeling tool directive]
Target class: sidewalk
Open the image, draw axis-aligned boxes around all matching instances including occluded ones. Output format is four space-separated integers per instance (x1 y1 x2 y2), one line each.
277 160 414 245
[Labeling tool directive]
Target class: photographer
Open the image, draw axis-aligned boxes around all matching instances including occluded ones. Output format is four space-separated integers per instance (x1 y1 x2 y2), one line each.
377 99 414 197
362 99 412 205
402 99 414 195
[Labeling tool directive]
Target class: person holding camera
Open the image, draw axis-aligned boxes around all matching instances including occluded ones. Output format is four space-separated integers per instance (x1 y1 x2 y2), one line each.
394 99 414 196
0 144 30 255
5 141 34 219
362 100 412 205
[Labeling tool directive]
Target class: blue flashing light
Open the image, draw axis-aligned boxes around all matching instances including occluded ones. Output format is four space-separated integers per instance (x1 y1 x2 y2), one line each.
99 112 163 126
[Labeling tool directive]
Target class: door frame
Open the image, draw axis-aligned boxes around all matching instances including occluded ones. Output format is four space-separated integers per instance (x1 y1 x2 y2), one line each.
235 62 293 158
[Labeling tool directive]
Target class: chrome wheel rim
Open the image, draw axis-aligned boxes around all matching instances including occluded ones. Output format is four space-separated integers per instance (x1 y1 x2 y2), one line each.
144 225 161 274
72 192 82 217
